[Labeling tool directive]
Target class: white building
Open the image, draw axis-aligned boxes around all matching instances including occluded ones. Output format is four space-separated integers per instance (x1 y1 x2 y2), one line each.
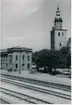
0 47 32 71
50 4 67 50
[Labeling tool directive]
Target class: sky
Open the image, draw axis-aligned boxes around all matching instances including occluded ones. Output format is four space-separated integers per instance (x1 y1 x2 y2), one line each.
0 0 71 52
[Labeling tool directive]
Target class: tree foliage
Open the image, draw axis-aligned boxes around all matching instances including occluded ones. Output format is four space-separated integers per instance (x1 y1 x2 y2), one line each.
32 46 71 73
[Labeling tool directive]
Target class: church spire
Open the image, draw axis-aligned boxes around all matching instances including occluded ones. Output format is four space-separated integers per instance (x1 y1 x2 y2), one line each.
54 4 63 29
56 4 60 17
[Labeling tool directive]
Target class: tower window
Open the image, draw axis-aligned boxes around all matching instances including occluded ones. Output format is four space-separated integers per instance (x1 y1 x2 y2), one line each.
60 43 61 47
58 32 60 36
62 32 64 36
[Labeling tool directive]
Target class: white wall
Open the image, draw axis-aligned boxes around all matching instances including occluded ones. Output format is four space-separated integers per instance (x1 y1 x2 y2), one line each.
13 51 32 71
55 30 67 50
1 50 32 71
13 52 20 71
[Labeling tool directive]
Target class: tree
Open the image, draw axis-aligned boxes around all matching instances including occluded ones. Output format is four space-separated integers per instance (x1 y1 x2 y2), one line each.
32 51 39 64
66 51 71 68
33 49 61 73
60 46 71 68
60 46 70 56
32 47 71 74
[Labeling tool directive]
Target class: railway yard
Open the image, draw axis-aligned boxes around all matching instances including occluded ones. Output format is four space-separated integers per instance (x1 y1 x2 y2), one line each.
0 70 71 104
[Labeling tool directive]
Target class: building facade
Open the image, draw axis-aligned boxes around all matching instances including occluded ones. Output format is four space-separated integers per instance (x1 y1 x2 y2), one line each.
50 4 67 50
0 47 32 71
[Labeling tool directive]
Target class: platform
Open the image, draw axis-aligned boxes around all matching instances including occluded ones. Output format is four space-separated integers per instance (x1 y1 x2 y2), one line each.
0 69 71 86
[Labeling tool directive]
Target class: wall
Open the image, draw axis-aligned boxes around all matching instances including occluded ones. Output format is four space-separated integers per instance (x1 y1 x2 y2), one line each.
55 30 67 50
51 29 55 50
13 51 32 71
0 50 32 71
12 52 20 71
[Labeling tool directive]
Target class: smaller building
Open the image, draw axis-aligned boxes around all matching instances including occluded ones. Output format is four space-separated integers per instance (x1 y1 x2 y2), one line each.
0 47 32 71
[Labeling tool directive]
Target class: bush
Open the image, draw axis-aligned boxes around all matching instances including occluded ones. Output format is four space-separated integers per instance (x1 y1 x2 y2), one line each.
43 67 48 73
50 70 61 75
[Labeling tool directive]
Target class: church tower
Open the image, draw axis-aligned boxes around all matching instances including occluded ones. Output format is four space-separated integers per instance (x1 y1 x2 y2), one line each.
50 4 67 50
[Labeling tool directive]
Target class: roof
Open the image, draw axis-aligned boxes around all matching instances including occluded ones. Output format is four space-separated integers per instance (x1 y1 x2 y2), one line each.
51 27 67 31
0 47 32 55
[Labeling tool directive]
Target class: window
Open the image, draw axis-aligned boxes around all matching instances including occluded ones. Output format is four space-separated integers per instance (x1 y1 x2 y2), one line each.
60 43 61 47
22 55 24 60
22 64 24 66
2 58 4 61
9 55 12 62
16 55 18 60
22 63 24 70
15 64 18 68
6 63 7 68
58 32 60 36
62 32 64 36
28 55 30 61
28 63 30 69
9 55 12 59
22 64 24 68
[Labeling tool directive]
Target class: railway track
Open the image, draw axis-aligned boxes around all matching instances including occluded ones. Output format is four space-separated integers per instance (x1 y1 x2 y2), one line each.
1 77 71 100
1 99 10 104
1 74 71 92
1 87 52 104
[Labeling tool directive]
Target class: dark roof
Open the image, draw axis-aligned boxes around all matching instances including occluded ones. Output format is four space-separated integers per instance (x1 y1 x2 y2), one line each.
54 17 63 22
0 47 32 55
51 27 67 31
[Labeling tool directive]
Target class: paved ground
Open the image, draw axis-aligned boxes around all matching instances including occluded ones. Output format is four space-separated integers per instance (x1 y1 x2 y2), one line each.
0 69 71 86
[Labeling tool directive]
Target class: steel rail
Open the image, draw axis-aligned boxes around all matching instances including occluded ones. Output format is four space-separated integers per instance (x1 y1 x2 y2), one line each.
1 78 71 100
1 98 10 104
1 87 52 104
1 74 71 92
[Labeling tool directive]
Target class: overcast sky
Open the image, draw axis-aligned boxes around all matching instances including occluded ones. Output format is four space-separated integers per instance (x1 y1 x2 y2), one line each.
1 0 71 51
